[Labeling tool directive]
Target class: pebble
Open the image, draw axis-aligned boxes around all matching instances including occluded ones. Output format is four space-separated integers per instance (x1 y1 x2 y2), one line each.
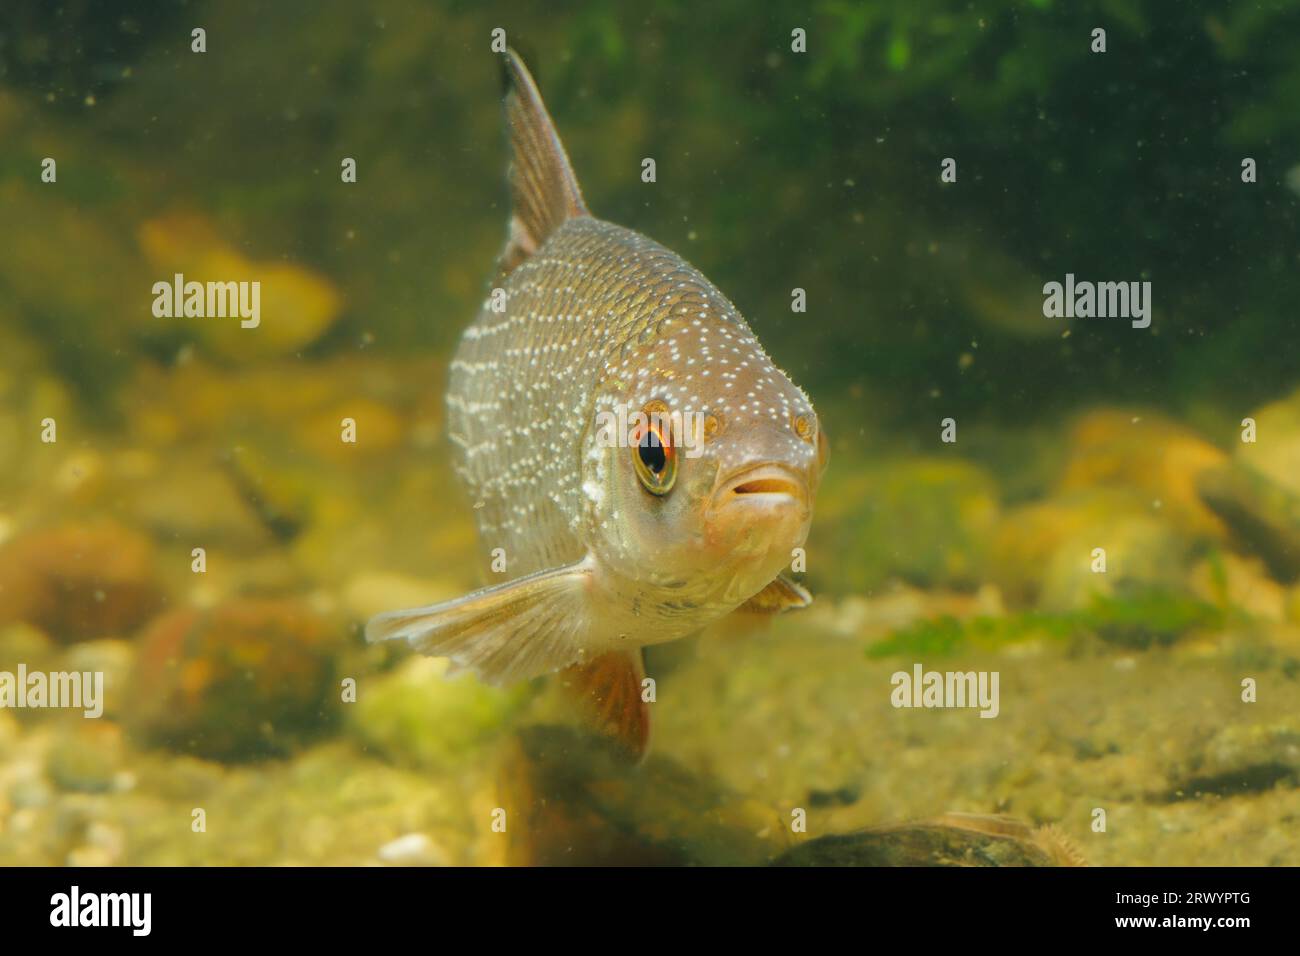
377 832 446 866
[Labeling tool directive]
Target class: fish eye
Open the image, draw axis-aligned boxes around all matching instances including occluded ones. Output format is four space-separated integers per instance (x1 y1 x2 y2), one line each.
793 413 815 442
632 421 677 496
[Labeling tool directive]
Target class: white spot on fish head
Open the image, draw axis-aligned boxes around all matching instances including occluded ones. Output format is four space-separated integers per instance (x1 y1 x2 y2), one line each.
580 298 823 600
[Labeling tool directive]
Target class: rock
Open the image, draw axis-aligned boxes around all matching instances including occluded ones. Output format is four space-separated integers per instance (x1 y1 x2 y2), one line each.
346 656 529 770
1036 513 1195 615
1198 461 1300 583
66 845 116 867
304 398 405 462
498 725 777 866
993 411 1238 608
217 444 316 544
0 711 16 757
123 463 269 550
0 309 56 489
1056 409 1230 541
47 723 126 794
1193 387 1300 584
6 760 52 810
804 585 1003 643
993 493 1117 606
1078 589 1223 649
1190 553 1286 621
62 639 136 721
501 732 1082 867
0 622 58 678
810 457 999 593
377 832 447 866
51 450 106 503
58 818 125 866
1165 719 1300 798
0 521 165 642
1238 387 1300 497
137 212 342 360
128 599 342 761
773 813 1079 866
0 189 146 400
993 487 1196 614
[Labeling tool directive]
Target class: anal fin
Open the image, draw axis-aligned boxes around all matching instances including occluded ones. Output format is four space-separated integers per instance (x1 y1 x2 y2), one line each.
559 649 651 760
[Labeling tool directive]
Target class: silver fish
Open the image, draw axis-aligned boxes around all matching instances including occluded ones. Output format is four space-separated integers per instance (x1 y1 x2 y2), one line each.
367 49 827 755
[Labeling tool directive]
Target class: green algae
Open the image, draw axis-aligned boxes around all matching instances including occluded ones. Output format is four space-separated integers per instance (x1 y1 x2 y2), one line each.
869 589 1227 659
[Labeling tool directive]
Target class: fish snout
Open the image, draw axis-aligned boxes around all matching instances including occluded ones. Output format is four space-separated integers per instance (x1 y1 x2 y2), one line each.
704 462 813 576
712 463 810 511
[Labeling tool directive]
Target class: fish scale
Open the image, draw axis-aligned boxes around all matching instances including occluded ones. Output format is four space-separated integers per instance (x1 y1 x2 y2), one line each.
448 215 751 578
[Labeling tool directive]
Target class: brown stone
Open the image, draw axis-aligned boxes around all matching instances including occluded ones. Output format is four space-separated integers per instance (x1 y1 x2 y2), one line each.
0 521 163 642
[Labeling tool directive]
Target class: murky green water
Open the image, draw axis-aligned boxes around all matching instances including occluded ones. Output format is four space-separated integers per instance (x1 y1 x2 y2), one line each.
0 1 1298 866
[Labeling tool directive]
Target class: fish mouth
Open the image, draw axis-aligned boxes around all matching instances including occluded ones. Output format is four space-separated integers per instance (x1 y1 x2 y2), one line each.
714 464 809 507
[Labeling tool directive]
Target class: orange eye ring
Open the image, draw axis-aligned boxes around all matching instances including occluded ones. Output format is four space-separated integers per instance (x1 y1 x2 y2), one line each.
632 420 677 496
703 412 722 439
793 413 814 442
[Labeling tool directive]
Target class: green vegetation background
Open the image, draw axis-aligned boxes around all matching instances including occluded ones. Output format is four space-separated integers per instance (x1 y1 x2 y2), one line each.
1 0 1296 427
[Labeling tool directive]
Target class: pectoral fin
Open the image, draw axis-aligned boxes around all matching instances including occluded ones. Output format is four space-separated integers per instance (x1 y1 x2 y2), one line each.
559 649 651 760
741 574 813 614
365 559 594 686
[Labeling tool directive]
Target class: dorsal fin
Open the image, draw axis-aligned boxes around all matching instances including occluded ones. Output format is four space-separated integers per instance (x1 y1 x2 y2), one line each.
499 48 589 274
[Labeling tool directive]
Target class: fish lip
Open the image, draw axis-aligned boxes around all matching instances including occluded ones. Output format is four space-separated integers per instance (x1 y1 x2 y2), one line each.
713 463 809 506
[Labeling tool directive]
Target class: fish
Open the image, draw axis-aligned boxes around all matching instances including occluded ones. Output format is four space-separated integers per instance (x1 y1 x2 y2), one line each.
366 48 827 757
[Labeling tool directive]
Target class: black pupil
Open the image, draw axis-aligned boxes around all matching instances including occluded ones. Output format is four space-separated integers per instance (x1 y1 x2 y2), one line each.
639 432 667 474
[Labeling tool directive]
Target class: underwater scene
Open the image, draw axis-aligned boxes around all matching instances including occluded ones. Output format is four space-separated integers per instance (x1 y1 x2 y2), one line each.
0 0 1298 870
